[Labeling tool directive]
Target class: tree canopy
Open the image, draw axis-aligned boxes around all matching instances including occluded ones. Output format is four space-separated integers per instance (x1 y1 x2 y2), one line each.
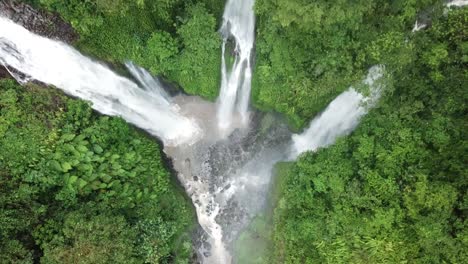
0 80 194 263
271 7 467 263
253 0 442 129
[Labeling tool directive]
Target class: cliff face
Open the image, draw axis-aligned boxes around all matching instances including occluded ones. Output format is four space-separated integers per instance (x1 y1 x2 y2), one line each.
0 67 9 78
0 0 77 43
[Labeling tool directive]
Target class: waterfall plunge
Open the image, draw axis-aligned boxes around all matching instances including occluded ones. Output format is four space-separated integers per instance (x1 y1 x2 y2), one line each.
0 16 200 146
217 0 255 132
290 66 384 159
0 7 387 263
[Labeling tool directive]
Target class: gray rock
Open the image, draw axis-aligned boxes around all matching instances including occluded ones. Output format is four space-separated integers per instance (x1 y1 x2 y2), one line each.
0 0 77 43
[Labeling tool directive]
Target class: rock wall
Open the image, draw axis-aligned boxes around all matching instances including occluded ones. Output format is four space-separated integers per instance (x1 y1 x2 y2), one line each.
0 66 9 78
0 0 77 43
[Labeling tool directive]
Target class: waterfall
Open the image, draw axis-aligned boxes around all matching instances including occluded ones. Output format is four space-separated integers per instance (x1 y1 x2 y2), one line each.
125 61 171 103
217 0 255 131
0 6 387 264
0 16 200 146
447 0 468 7
290 66 384 159
412 0 467 32
412 21 427 32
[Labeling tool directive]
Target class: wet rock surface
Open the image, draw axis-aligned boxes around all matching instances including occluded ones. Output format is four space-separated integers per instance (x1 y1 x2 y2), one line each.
202 114 291 244
0 65 8 78
0 0 77 43
205 113 290 184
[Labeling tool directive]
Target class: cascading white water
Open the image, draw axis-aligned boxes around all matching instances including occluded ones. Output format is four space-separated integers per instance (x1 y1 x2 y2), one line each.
0 16 200 146
172 66 384 264
0 7 388 264
413 0 467 32
217 0 255 131
290 66 384 159
447 0 468 7
0 0 463 260
125 61 171 102
412 20 427 32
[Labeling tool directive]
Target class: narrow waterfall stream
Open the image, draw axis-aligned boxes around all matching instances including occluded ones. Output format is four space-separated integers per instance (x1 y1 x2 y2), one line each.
412 0 468 32
217 0 255 132
446 0 468 7
0 16 200 146
0 3 384 263
290 66 384 159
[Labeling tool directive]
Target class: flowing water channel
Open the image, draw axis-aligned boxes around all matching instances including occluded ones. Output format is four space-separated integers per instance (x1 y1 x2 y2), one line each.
217 0 255 132
0 2 385 262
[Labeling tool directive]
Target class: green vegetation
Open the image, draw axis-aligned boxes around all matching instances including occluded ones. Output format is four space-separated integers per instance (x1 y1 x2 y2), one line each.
271 8 467 263
0 79 194 263
26 0 223 99
235 214 271 264
235 163 293 264
3 1 467 263
253 0 443 129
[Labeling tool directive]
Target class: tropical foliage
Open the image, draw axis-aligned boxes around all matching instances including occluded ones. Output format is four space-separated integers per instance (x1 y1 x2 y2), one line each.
0 80 194 263
253 0 442 129
271 7 468 263
3 1 467 263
